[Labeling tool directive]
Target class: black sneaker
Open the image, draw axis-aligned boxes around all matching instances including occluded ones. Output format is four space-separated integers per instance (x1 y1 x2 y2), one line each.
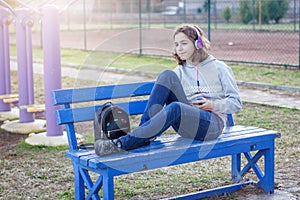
94 139 124 156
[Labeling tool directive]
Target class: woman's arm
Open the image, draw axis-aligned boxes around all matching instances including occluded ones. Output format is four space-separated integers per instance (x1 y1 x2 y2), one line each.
212 63 242 114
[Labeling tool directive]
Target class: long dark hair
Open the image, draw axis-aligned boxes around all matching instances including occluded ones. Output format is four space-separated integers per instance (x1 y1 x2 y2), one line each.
172 24 210 65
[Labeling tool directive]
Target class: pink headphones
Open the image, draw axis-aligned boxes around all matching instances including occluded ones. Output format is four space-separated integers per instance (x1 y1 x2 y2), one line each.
192 26 203 49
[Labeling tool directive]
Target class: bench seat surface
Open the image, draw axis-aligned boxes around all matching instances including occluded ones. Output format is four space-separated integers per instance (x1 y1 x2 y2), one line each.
67 125 279 175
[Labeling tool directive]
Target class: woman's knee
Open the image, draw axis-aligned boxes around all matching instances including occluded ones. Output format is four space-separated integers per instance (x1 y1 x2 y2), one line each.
157 70 177 81
165 102 182 116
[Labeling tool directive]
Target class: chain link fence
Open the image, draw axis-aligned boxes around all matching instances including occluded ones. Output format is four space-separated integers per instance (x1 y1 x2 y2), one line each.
5 0 300 69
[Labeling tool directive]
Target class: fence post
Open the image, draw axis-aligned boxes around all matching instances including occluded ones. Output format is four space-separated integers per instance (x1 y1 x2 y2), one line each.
251 0 256 30
83 0 87 50
207 0 211 41
41 5 63 136
139 0 142 56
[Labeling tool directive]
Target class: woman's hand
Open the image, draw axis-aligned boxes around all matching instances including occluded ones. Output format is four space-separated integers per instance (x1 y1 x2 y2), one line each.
192 99 214 111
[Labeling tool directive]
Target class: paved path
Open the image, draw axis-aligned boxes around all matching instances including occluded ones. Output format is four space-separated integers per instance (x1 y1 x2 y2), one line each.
10 60 300 110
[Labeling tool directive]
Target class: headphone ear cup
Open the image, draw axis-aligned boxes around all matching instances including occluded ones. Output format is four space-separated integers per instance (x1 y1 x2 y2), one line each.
195 40 199 49
195 39 203 49
193 26 203 49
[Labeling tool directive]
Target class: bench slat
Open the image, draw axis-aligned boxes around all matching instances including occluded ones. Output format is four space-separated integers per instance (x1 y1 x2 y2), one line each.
51 82 154 105
55 100 148 124
89 131 277 172
67 126 271 165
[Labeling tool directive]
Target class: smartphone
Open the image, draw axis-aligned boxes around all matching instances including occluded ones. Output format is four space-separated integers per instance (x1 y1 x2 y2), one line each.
193 101 204 105
193 97 205 105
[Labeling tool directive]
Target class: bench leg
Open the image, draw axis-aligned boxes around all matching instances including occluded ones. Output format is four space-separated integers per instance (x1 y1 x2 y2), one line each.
72 163 85 200
231 153 242 183
102 170 114 200
232 146 275 194
258 145 275 193
73 164 103 200
80 168 102 200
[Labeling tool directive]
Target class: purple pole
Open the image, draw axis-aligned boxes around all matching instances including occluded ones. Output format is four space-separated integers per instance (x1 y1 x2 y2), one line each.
0 7 11 111
42 5 62 136
25 20 34 104
15 8 35 122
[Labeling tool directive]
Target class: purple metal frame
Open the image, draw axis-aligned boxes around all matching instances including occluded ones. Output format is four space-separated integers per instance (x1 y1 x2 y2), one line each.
42 5 63 136
15 8 35 122
1 5 62 135
0 7 12 111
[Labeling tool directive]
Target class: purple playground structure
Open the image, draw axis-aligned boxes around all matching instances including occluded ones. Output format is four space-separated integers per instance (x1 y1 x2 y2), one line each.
0 2 70 146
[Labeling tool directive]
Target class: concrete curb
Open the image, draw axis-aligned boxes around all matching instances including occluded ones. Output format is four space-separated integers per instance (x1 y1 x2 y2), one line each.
25 131 84 147
237 81 300 92
63 61 300 92
1 119 46 134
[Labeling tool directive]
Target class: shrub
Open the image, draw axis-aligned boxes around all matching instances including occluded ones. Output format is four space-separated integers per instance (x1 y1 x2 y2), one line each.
239 0 254 24
223 6 232 23
267 0 289 24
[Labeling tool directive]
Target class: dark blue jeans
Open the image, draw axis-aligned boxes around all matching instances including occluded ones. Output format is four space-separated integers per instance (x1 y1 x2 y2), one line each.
118 70 223 150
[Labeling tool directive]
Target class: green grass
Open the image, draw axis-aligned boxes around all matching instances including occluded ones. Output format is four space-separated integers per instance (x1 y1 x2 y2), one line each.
57 22 299 32
209 22 299 32
83 51 174 72
9 45 300 88
57 191 73 200
231 65 300 87
9 45 89 65
17 140 69 152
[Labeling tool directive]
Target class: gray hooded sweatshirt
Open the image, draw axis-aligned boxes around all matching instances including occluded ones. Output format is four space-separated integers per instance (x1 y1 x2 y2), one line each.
173 55 242 124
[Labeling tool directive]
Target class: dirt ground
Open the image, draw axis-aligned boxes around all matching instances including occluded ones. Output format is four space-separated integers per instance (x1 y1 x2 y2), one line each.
0 127 27 156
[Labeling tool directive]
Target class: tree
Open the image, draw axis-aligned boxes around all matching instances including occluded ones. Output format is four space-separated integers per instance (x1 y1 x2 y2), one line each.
203 0 208 13
239 0 254 24
239 0 289 25
267 0 289 24
256 0 269 24
254 0 289 24
223 6 232 23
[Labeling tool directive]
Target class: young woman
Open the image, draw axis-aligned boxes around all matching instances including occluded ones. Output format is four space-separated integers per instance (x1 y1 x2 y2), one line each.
95 24 242 156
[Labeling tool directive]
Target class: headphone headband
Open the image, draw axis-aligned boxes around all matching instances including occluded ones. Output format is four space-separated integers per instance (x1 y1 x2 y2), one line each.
192 26 203 49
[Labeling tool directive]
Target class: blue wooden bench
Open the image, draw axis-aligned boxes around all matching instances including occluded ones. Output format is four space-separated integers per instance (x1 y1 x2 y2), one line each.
51 81 281 200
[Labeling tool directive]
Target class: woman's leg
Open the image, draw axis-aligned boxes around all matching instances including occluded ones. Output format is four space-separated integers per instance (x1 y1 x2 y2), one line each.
119 102 223 150
95 70 188 156
120 102 185 150
95 101 223 155
172 108 224 141
139 70 189 125
94 70 223 155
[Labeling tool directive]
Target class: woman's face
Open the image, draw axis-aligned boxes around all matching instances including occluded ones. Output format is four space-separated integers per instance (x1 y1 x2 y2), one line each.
174 32 195 62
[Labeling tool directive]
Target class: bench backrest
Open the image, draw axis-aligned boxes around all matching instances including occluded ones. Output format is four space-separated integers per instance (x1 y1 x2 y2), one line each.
51 81 234 150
